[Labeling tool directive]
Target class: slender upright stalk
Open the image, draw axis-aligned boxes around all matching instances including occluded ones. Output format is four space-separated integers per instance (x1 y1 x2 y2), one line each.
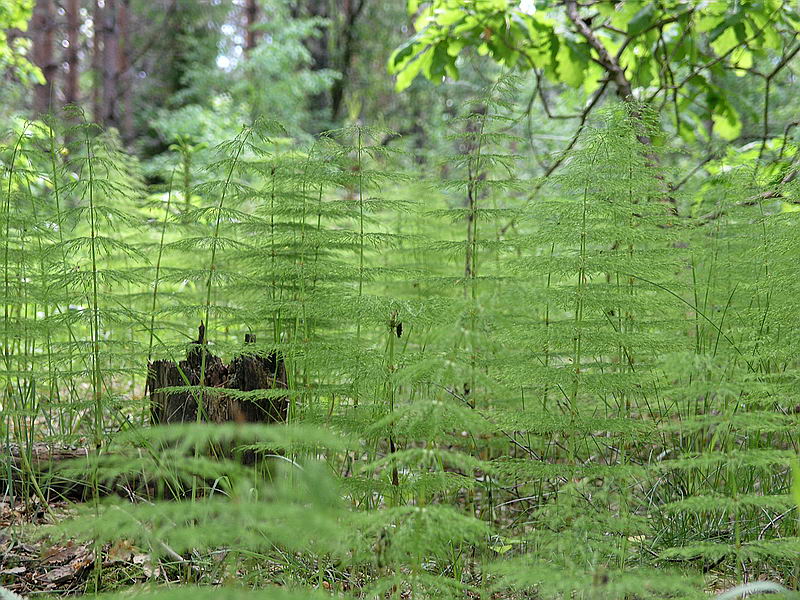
200 127 251 390
356 127 364 339
83 128 104 451
148 171 175 362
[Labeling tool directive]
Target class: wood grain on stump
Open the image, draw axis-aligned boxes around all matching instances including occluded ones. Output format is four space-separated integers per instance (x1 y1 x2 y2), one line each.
147 326 288 427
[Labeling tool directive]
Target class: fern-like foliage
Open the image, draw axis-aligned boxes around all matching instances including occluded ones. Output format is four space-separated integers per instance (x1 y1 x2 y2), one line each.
5 93 800 599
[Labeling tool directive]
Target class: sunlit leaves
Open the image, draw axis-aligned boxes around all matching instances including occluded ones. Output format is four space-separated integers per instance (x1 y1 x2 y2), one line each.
392 0 797 142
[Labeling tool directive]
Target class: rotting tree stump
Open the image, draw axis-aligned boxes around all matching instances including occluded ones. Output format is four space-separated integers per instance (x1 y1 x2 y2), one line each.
1 330 288 501
147 324 288 427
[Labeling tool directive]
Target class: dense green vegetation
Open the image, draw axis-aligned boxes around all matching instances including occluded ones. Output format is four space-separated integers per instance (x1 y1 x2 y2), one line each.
3 2 800 599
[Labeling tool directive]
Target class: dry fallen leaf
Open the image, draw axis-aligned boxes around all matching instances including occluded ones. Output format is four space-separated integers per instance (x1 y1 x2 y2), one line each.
107 539 135 563
132 553 160 578
37 546 93 585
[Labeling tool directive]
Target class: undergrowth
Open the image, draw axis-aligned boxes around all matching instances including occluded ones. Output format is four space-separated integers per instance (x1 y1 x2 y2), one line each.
2 91 800 599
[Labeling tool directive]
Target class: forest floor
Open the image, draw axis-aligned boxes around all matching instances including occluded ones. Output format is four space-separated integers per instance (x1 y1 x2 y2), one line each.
1 499 96 595
2 496 212 595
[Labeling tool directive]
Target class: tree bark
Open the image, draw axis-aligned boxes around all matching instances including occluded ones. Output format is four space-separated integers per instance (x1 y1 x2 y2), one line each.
565 0 633 102
31 0 56 115
304 0 331 120
64 0 80 109
148 328 288 428
245 0 259 53
118 0 133 142
92 0 103 122
330 0 367 121
102 0 120 130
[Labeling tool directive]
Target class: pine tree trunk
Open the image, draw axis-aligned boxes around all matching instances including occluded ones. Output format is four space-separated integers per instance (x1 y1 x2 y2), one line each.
102 0 120 129
31 0 56 115
330 0 367 122
64 0 80 108
244 0 259 53
304 0 330 121
118 0 133 142
92 0 103 122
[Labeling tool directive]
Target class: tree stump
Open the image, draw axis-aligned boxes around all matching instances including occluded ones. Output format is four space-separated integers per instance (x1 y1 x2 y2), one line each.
147 325 288 427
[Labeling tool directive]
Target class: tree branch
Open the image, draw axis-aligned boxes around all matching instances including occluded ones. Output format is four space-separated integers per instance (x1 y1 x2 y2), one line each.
565 0 633 100
499 78 610 236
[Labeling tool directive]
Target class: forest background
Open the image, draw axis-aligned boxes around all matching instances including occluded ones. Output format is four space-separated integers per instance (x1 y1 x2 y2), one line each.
3 1 800 599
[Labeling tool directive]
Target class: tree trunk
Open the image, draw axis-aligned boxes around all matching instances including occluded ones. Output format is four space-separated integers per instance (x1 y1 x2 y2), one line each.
118 0 133 142
330 0 367 122
31 0 56 115
244 0 259 53
92 0 102 122
102 0 120 130
64 0 80 109
304 0 331 120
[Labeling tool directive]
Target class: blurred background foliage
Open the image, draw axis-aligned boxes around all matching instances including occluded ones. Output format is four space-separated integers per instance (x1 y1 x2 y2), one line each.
3 2 800 599
4 0 798 194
